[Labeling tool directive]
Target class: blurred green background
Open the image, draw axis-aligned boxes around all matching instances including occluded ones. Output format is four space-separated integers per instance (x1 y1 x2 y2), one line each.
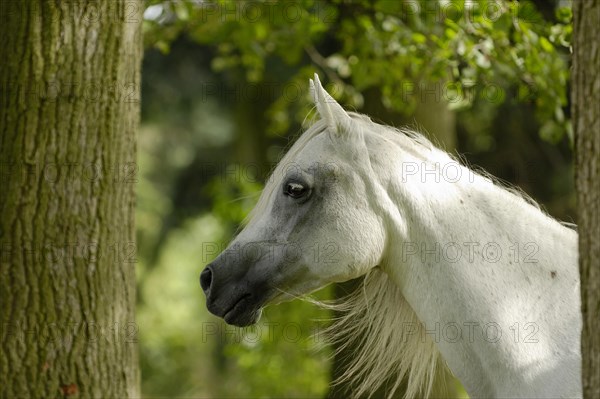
136 1 574 397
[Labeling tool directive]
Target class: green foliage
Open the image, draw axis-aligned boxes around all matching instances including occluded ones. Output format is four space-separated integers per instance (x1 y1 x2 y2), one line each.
219 293 332 397
144 0 572 142
138 215 226 396
205 173 262 224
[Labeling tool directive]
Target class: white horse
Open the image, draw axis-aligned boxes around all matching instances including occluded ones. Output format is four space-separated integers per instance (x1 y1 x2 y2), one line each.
200 74 581 398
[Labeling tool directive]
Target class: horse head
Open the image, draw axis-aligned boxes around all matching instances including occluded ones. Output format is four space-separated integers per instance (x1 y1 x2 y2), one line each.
200 74 387 326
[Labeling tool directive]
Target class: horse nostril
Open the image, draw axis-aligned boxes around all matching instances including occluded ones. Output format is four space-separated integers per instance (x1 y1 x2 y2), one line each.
200 267 213 294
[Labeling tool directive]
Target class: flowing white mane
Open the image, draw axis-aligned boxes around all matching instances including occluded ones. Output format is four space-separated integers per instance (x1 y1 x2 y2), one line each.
326 270 445 399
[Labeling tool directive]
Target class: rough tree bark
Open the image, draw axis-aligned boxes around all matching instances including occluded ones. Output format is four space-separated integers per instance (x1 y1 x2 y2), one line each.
572 1 600 398
0 1 142 397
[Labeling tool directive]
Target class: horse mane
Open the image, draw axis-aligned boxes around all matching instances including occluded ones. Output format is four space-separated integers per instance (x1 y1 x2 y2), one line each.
324 269 446 399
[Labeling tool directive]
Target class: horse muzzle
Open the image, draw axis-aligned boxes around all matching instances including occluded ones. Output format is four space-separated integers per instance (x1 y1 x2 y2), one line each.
200 260 266 327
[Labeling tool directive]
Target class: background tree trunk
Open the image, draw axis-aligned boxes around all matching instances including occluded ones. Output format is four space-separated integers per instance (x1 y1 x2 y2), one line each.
0 1 142 397
572 1 600 398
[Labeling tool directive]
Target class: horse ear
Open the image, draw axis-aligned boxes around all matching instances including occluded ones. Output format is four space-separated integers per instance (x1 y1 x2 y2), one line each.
310 73 352 135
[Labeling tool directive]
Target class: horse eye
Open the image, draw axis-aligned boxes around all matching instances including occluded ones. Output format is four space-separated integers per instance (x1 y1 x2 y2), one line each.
284 181 308 199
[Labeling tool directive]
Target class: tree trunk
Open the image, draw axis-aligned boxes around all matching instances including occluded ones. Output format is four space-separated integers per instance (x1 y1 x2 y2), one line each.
572 1 600 398
0 1 142 397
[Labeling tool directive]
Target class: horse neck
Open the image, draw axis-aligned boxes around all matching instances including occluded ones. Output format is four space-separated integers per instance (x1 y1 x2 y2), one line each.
376 148 580 397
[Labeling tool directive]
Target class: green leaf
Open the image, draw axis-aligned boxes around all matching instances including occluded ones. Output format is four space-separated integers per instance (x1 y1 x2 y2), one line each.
539 120 563 143
539 37 554 53
412 32 427 44
555 6 572 23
